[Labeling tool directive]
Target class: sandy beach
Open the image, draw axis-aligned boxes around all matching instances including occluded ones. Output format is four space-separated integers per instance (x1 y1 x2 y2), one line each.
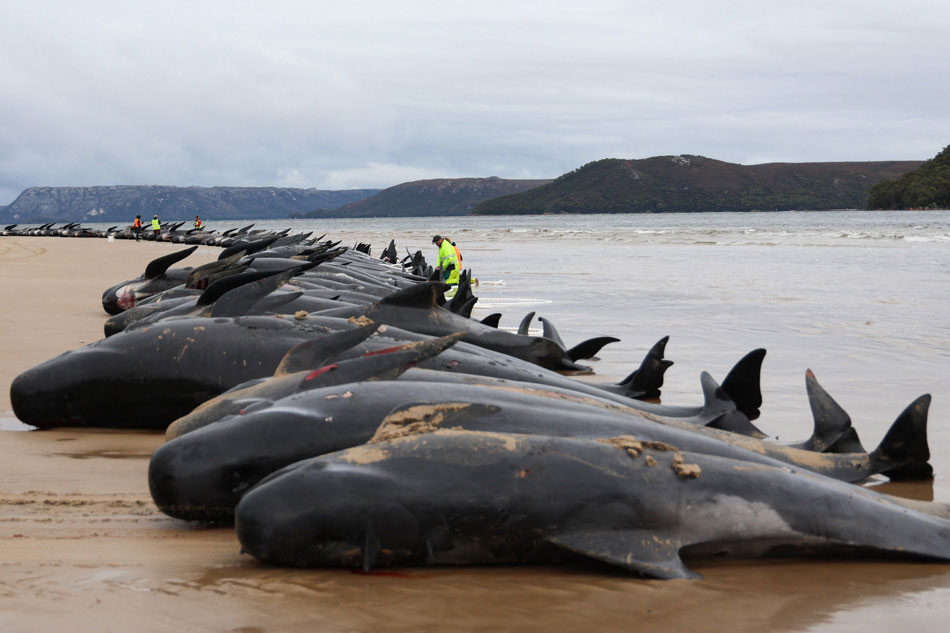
2 235 949 633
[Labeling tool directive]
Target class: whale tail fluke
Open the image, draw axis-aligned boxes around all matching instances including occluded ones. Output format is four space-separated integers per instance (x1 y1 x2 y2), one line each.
700 371 768 438
616 336 673 400
566 336 621 362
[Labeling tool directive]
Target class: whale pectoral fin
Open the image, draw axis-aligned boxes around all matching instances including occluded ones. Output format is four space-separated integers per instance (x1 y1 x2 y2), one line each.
363 521 381 572
209 269 298 318
544 529 699 580
275 321 381 375
295 333 466 391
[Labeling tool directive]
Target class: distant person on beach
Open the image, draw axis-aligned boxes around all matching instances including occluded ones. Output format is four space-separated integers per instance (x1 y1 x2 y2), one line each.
432 235 460 285
132 215 143 241
151 215 161 238
193 215 203 230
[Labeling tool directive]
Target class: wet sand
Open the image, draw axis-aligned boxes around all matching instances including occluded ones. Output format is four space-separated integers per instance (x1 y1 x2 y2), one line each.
2 236 950 633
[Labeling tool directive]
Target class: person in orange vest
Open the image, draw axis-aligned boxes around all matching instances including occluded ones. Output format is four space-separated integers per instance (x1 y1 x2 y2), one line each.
193 215 203 230
131 215 143 241
444 236 463 278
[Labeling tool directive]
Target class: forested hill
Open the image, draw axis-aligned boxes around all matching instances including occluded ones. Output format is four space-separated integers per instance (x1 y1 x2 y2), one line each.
295 177 552 218
0 185 380 223
867 145 950 209
473 156 923 214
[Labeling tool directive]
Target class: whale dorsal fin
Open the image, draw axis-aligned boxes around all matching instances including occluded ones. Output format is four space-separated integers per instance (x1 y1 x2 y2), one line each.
143 245 198 279
379 282 449 309
720 349 766 421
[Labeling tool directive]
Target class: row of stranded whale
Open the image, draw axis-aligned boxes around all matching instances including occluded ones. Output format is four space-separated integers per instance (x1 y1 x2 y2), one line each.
6 222 948 580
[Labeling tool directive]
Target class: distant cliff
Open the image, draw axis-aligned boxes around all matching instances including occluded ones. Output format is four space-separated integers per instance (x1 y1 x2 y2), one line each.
473 156 924 214
295 177 552 218
0 186 381 224
867 145 950 209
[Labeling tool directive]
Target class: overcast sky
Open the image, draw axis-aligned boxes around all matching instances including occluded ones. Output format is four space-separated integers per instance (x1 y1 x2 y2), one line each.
1 0 948 203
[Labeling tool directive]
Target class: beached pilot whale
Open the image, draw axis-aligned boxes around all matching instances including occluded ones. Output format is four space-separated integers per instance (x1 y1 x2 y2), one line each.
162 329 465 438
148 375 930 522
11 297 666 431
234 429 950 578
100 246 253 314
164 332 682 440
9 314 354 429
12 289 674 431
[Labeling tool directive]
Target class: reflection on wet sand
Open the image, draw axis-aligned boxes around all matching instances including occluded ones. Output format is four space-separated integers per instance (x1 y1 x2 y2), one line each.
868 479 935 502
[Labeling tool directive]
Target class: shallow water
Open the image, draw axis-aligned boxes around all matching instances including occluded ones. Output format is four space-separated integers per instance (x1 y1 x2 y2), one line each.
34 210 950 630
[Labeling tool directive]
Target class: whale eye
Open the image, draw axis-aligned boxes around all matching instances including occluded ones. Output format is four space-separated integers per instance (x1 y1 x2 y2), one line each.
229 467 255 494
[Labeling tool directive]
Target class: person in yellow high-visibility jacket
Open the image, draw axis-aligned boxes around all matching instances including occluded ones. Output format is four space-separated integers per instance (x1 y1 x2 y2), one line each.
432 235 460 285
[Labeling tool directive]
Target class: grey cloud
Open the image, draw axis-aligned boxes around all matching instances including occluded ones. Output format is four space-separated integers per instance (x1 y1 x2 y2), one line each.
1 1 948 204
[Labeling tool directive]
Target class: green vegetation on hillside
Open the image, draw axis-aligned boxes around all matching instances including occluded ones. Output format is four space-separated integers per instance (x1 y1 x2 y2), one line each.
473 156 922 215
867 145 950 210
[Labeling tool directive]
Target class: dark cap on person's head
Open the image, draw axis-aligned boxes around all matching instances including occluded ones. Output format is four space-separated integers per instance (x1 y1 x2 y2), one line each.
432 235 441 243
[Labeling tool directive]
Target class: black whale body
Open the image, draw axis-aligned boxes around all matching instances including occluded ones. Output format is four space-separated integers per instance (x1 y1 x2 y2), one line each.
148 377 928 522
234 430 950 578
